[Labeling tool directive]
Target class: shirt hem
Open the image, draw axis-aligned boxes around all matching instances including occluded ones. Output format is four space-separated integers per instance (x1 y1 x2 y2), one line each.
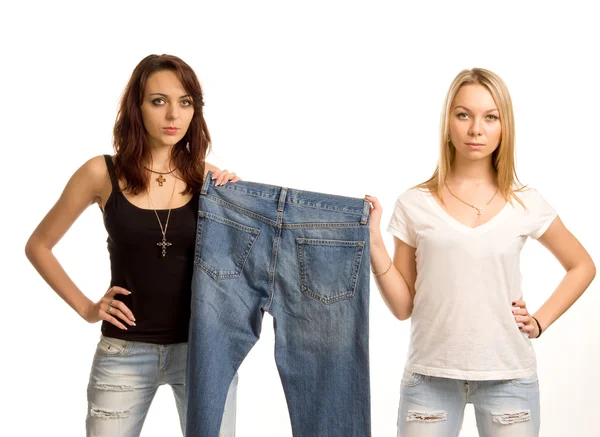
406 363 537 381
387 225 416 248
531 212 558 239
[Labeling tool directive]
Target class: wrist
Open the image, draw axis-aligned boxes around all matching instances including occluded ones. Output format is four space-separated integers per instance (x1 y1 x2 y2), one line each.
531 315 543 338
77 299 94 321
369 232 385 248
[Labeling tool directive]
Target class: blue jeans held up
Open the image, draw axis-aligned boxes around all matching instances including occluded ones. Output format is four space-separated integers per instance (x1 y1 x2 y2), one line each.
186 173 372 437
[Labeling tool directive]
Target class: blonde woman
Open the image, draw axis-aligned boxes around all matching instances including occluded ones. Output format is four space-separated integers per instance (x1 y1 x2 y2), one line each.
366 68 595 437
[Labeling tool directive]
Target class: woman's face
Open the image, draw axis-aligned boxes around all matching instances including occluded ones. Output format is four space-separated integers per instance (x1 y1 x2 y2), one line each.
141 70 194 149
448 83 502 163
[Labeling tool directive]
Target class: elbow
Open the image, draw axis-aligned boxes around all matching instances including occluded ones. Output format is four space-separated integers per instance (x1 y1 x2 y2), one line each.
588 258 596 282
25 235 44 263
24 237 35 262
393 305 413 321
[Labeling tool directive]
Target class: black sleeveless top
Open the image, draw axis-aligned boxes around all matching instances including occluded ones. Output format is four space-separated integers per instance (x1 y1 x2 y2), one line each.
100 155 199 344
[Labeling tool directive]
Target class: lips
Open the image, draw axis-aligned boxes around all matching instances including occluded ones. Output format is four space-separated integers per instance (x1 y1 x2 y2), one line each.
466 143 485 149
163 127 179 135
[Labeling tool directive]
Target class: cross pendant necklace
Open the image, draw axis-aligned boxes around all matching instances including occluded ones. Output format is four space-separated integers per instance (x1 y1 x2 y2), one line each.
156 174 166 186
144 167 177 187
444 182 498 219
157 234 172 257
147 178 177 257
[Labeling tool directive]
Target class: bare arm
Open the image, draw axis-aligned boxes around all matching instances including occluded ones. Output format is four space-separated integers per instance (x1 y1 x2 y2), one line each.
24 156 134 328
366 195 416 320
532 217 596 333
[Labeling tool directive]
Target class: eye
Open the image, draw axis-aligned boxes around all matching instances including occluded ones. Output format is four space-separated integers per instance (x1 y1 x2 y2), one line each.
180 99 193 107
486 114 499 121
151 98 165 106
456 112 469 119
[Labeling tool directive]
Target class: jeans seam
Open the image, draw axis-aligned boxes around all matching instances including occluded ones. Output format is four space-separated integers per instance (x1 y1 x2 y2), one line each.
282 222 365 229
204 195 277 226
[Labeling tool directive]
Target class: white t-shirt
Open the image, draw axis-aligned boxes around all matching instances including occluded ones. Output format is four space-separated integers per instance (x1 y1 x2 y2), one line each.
387 186 557 380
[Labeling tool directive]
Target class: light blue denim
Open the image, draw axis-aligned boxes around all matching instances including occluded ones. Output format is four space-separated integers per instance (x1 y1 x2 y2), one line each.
398 368 540 437
86 335 237 437
186 173 372 437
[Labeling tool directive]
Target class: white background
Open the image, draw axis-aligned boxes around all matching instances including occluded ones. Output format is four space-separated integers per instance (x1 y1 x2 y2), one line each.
2 1 598 436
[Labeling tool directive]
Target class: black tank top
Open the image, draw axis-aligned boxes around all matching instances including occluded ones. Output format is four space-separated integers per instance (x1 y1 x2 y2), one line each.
100 155 199 344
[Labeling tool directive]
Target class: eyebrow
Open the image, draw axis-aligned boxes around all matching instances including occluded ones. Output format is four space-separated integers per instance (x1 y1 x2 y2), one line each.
149 93 192 99
454 105 499 113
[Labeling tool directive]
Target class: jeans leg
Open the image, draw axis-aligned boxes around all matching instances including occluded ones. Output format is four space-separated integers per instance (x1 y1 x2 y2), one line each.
86 337 159 437
397 371 466 437
186 274 266 437
271 225 371 437
472 375 540 437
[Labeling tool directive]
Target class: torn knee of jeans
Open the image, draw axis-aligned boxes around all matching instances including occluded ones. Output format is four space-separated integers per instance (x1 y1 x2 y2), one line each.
407 410 447 423
90 408 130 419
93 384 134 392
491 410 531 425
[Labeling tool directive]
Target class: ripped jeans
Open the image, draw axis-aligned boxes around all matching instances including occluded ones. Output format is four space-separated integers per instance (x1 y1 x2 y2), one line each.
86 336 238 437
398 369 540 437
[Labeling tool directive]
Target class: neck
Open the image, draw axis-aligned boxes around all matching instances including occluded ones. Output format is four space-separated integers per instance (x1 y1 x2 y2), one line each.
448 156 496 186
147 144 175 173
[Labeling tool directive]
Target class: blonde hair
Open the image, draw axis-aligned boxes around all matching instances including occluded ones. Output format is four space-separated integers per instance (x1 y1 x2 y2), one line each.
418 68 525 205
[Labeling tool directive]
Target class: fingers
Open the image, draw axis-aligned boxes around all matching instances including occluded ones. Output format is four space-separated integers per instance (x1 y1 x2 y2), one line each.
107 286 132 297
110 300 136 324
102 286 135 329
511 307 528 316
511 299 526 308
364 195 382 212
101 311 128 330
519 322 536 337
212 170 238 186
513 315 531 323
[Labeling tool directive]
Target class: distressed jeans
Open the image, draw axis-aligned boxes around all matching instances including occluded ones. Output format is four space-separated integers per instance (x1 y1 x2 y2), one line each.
398 369 540 437
86 335 237 437
186 173 372 437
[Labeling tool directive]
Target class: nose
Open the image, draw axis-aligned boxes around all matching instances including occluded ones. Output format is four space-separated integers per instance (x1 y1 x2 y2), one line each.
468 118 483 136
166 103 179 120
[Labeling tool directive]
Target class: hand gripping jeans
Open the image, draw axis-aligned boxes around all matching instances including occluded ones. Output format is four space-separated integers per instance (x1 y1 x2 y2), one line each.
186 173 371 437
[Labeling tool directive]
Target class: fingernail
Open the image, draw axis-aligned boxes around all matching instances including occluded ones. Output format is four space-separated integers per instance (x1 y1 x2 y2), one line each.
132 322 136 326
127 291 132 294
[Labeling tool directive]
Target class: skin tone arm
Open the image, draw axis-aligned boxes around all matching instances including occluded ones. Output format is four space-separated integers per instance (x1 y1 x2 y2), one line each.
512 217 596 338
25 156 238 329
365 195 416 320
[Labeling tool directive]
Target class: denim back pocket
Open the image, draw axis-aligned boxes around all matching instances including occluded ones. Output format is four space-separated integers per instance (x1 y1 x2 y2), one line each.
96 336 129 356
195 211 260 280
296 238 365 305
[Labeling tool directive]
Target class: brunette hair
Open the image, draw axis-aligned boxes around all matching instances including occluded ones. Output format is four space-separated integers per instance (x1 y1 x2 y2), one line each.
112 54 210 194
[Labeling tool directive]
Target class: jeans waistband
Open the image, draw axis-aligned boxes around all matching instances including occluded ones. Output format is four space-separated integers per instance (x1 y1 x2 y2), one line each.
201 171 370 224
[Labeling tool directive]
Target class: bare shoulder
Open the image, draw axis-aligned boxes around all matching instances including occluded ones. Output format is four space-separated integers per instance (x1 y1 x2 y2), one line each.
80 155 110 182
204 161 221 175
72 155 112 206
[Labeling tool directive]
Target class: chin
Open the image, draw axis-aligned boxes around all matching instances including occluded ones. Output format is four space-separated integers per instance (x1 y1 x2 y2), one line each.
456 149 492 161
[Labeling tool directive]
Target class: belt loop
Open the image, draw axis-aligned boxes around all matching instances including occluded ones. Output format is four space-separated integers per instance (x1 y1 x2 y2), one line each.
360 199 370 225
201 171 212 195
277 187 288 212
